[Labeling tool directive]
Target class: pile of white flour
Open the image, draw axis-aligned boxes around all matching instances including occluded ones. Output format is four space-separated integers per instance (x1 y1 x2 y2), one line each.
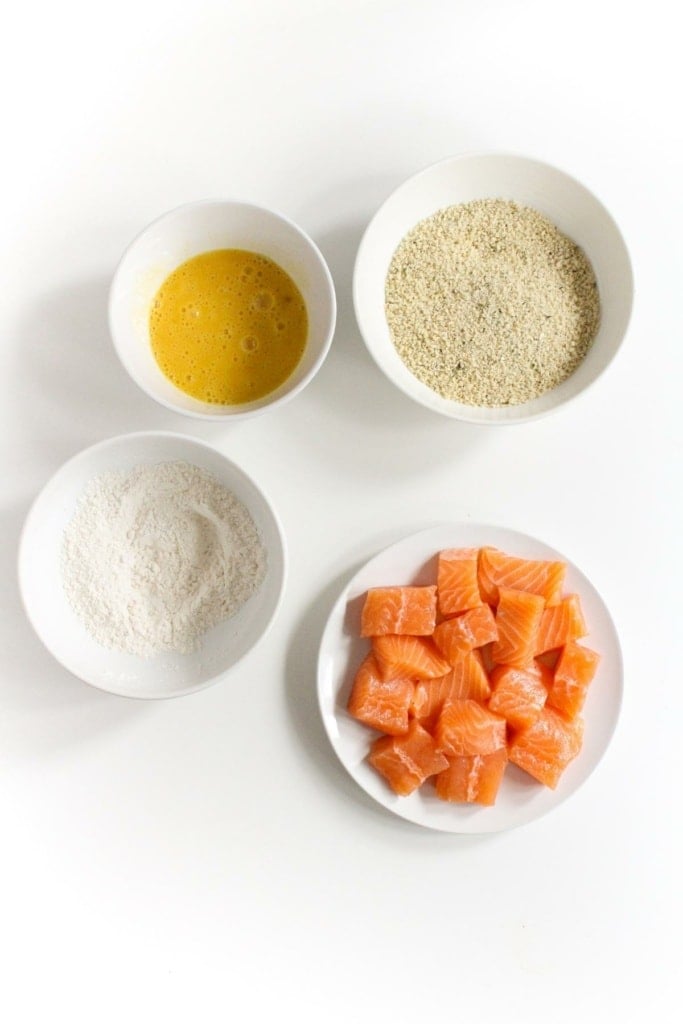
60 460 267 656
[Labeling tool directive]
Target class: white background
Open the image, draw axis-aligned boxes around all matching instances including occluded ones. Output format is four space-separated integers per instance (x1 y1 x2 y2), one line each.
1 1 681 1021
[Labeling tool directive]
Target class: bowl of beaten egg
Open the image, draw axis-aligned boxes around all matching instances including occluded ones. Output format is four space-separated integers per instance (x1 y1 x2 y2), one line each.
109 200 336 420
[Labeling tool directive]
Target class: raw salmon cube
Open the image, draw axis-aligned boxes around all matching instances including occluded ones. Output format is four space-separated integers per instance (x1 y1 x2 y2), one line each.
437 548 483 616
488 662 548 730
360 585 437 637
508 707 584 789
368 720 449 796
449 650 491 703
411 652 491 730
478 547 566 606
491 588 545 668
434 699 507 757
347 653 414 736
435 749 508 806
535 594 587 655
372 635 450 680
432 605 498 664
547 641 600 720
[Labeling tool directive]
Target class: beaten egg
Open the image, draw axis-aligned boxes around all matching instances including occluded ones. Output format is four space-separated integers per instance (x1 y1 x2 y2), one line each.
150 249 308 404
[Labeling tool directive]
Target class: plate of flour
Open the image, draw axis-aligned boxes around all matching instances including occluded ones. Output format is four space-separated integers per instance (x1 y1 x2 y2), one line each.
18 431 286 698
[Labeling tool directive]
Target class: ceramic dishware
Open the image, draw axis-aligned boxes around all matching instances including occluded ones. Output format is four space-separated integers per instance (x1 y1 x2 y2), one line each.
353 153 633 423
109 199 336 420
18 431 287 698
318 523 623 833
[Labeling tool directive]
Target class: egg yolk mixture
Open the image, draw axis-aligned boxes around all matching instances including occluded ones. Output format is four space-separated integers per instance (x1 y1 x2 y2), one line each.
150 249 308 404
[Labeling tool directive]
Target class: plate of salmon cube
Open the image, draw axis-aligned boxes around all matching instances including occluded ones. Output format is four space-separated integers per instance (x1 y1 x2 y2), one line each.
317 525 623 833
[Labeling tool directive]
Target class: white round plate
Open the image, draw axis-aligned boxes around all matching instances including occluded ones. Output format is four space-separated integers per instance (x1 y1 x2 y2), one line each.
317 524 622 833
18 431 287 699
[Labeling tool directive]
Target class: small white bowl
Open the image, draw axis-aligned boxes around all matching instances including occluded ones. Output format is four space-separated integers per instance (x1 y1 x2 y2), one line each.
353 153 633 424
109 200 336 420
18 432 287 699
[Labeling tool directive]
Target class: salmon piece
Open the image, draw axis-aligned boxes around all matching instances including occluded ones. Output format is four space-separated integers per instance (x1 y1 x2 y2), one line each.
347 653 414 736
478 547 566 606
368 720 449 796
434 699 507 757
508 707 584 788
373 634 450 680
477 548 499 605
535 594 587 655
360 586 437 637
547 641 601 720
412 652 491 729
432 605 498 664
451 650 491 703
435 749 508 806
411 676 449 729
491 588 545 668
488 663 548 730
437 548 483 616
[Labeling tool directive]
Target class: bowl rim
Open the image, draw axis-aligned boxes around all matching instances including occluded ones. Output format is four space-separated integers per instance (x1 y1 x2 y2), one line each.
108 197 337 422
352 150 634 426
17 429 288 700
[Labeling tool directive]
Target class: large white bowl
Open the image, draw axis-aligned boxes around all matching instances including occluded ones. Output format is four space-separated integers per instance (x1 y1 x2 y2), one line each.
353 153 633 424
109 200 336 420
18 432 287 699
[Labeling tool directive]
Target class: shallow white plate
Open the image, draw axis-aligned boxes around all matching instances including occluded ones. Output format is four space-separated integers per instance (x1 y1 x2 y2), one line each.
18 431 287 699
317 524 622 833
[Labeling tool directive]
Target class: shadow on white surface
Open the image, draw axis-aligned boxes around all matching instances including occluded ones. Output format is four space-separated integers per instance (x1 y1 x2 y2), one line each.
5 277 175 733
3 276 183 753
10 276 182 478
277 209 494 479
4 275 213 744
2 500 151 758
285 561 379 805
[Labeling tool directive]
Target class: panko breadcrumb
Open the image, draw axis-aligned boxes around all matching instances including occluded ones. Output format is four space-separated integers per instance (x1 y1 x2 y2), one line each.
384 199 600 407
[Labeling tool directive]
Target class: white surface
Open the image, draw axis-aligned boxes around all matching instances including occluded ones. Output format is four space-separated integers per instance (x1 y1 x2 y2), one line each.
318 524 622 834
1 1 681 1021
110 199 336 419
19 432 286 698
354 153 633 422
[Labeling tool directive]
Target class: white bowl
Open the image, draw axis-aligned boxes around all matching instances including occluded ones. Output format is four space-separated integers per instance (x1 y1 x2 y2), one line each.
109 200 336 420
18 432 287 699
353 153 633 424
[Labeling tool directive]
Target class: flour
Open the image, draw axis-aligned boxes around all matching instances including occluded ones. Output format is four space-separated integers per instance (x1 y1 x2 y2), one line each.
60 461 267 656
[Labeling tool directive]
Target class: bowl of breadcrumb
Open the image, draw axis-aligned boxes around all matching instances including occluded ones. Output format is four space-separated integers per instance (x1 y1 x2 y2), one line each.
353 153 633 424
